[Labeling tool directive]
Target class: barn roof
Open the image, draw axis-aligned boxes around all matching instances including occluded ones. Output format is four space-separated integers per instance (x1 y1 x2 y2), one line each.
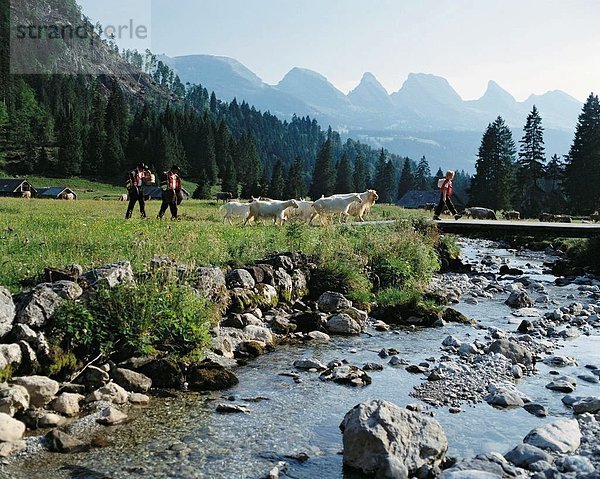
37 187 77 199
0 178 37 193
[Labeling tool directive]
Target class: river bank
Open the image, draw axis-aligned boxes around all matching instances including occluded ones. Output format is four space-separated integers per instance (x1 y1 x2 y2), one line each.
1 237 600 478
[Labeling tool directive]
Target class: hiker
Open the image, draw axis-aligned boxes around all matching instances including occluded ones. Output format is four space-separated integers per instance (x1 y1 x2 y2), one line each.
157 165 182 219
433 170 462 221
125 163 152 219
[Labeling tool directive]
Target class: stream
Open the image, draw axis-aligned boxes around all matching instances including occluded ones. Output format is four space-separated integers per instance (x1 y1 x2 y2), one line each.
3 238 599 479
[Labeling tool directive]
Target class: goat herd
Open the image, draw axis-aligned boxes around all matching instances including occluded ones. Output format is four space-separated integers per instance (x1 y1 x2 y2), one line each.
461 207 600 223
221 190 380 226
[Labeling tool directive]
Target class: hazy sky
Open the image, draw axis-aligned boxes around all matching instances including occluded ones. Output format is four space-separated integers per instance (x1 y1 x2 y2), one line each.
80 0 600 102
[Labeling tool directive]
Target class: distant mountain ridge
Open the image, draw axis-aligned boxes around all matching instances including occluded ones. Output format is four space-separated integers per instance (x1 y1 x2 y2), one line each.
163 54 582 171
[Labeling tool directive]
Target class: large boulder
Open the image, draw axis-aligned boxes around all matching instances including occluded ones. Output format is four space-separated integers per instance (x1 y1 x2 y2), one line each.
339 399 447 478
0 386 29 417
0 344 22 370
505 291 534 309
138 358 185 389
111 368 152 393
440 453 519 478
243 325 273 345
83 262 134 288
326 314 363 335
45 429 89 453
545 376 577 393
11 375 59 408
16 281 82 328
504 444 554 469
85 382 128 405
484 384 525 408
0 413 25 442
572 396 600 414
188 361 239 391
486 339 533 366
0 287 16 339
273 269 294 302
523 419 581 453
226 269 255 290
50 393 84 417
318 292 352 313
195 267 229 308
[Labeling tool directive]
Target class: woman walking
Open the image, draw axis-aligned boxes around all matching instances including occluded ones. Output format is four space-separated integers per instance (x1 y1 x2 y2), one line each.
433 170 462 221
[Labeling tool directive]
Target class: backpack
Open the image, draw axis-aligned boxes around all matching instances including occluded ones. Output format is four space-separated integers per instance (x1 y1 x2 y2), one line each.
437 178 446 189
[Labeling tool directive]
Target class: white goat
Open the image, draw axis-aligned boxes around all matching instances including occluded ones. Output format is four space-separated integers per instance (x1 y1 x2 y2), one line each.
222 201 252 225
310 194 362 225
284 200 317 222
332 190 379 222
245 199 299 226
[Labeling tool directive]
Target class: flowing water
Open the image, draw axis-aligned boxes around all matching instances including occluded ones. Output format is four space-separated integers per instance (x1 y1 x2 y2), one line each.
3 239 599 479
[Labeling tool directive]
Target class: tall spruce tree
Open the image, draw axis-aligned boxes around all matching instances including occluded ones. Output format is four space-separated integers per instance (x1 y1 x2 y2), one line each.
353 154 368 192
564 93 600 213
334 153 354 193
397 158 414 199
269 158 286 199
470 116 516 211
378 160 397 203
309 139 335 199
414 156 432 190
285 157 306 199
221 155 238 196
517 105 546 216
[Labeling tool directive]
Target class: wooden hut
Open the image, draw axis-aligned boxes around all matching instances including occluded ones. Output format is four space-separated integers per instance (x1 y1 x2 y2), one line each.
0 179 37 198
37 187 77 200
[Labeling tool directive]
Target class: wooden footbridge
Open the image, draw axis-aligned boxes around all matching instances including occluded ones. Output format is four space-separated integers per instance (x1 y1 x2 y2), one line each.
436 219 600 238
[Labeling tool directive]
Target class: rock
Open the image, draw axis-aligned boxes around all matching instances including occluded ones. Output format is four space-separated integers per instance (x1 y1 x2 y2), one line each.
342 307 368 323
255 284 279 308
216 403 250 413
406 365 429 374
559 455 595 474
188 361 239 391
523 403 548 417
373 320 390 331
443 308 470 324
0 412 25 442
441 453 520 478
11 375 59 408
504 444 553 469
0 344 22 370
572 396 600 414
139 358 185 389
111 368 152 393
438 470 501 479
306 331 330 342
129 393 150 405
317 292 352 313
83 262 134 288
45 429 89 453
96 406 129 426
11 323 37 343
484 385 524 408
517 319 535 333
512 308 539 318
226 269 255 290
363 363 384 372
326 314 362 335
523 419 581 453
85 382 128 404
39 413 65 428
442 335 462 348
0 386 29 417
388 356 408 367
18 340 38 374
0 440 26 457
16 282 82 328
505 291 533 309
487 339 533 366
339 400 447 478
562 394 584 407
577 374 599 384
51 393 84 417
273 269 294 302
511 365 523 379
80 365 110 389
458 343 479 356
499 265 524 276
293 359 327 371
0 287 16 339
543 356 576 367
320 365 371 387
195 267 229 307
243 325 274 344
545 376 577 393
236 340 266 358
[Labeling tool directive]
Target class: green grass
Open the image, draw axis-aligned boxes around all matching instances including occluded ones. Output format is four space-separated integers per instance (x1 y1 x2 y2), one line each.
0 197 431 293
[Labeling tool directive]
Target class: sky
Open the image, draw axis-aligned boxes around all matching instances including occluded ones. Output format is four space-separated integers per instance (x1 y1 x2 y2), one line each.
78 0 600 102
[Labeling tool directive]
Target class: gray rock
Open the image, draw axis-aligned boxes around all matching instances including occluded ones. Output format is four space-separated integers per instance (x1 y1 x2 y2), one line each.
484 385 525 408
80 365 110 388
543 356 576 367
0 386 29 417
459 343 479 356
51 393 84 417
11 375 59 408
545 376 577 393
39 413 64 428
45 429 89 453
487 339 533 366
112 368 152 393
293 359 326 371
83 262 134 288
255 284 279 308
572 396 600 414
504 444 553 469
523 403 548 417
216 403 250 413
96 406 129 426
318 291 352 313
326 314 362 335
523 419 581 453
505 291 534 309
342 307 368 323
129 393 150 405
0 287 16 339
441 453 520 478
85 382 128 404
306 331 330 342
273 269 294 301
321 365 371 387
226 269 256 290
438 471 501 479
0 440 26 458
243 325 273 344
0 413 25 442
559 455 595 474
11 323 37 343
339 399 447 478
195 267 229 307
0 344 22 369
442 335 462 348
16 282 81 328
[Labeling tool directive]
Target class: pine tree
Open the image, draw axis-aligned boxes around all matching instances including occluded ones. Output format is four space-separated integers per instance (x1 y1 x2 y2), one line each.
353 154 368 192
433 167 444 188
546 154 564 192
285 157 307 199
398 158 414 199
269 158 286 199
379 160 397 203
221 155 238 196
334 153 354 193
564 93 600 213
517 105 546 216
374 149 387 192
414 156 432 190
309 139 335 199
210 92 218 113
57 110 83 177
470 116 516 211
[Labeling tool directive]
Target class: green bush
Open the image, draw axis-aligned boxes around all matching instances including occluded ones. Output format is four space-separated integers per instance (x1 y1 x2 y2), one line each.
308 257 373 308
376 287 421 309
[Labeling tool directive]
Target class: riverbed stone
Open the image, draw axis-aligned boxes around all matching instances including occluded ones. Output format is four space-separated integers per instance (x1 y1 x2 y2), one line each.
438 471 501 479
51 393 84 417
39 413 65 428
559 455 595 474
0 386 29 417
505 291 533 309
293 359 327 371
139 358 185 389
0 439 26 458
85 382 128 404
523 418 581 453
112 368 152 393
188 361 239 391
339 399 447 478
442 453 520 478
195 267 229 307
523 403 548 417
0 287 15 339
442 335 462 348
16 282 82 328
306 331 330 342
216 403 250 414
326 314 362 335
504 444 553 469
318 292 352 313
45 429 89 453
542 356 576 367
572 396 600 414
96 406 129 426
243 325 274 344
0 413 25 442
484 384 524 408
321 365 371 387
545 376 577 393
129 393 150 405
486 339 533 366
226 269 256 290
11 375 59 408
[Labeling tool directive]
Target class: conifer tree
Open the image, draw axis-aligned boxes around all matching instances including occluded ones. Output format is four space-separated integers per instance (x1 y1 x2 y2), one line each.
374 149 387 191
433 167 444 188
414 156 432 190
57 110 83 177
353 154 368 192
397 158 414 199
285 157 306 199
517 105 546 216
309 139 335 199
221 156 238 196
269 158 286 199
334 153 354 193
378 160 397 203
564 93 600 213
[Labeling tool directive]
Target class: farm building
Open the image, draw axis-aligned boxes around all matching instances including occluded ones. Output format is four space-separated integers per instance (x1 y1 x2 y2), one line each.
397 190 465 209
0 179 37 198
143 187 190 201
37 187 77 200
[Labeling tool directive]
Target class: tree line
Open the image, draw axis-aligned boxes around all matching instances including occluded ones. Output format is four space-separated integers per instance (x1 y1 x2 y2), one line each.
470 95 600 216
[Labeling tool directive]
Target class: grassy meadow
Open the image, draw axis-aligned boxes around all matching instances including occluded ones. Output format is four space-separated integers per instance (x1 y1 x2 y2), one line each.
0 196 432 294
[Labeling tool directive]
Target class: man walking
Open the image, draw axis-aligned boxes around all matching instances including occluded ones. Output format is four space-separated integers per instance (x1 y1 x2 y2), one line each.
157 165 182 220
433 170 462 221
125 163 151 219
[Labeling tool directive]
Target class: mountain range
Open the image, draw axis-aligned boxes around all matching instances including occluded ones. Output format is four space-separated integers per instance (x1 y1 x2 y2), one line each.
163 54 582 171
